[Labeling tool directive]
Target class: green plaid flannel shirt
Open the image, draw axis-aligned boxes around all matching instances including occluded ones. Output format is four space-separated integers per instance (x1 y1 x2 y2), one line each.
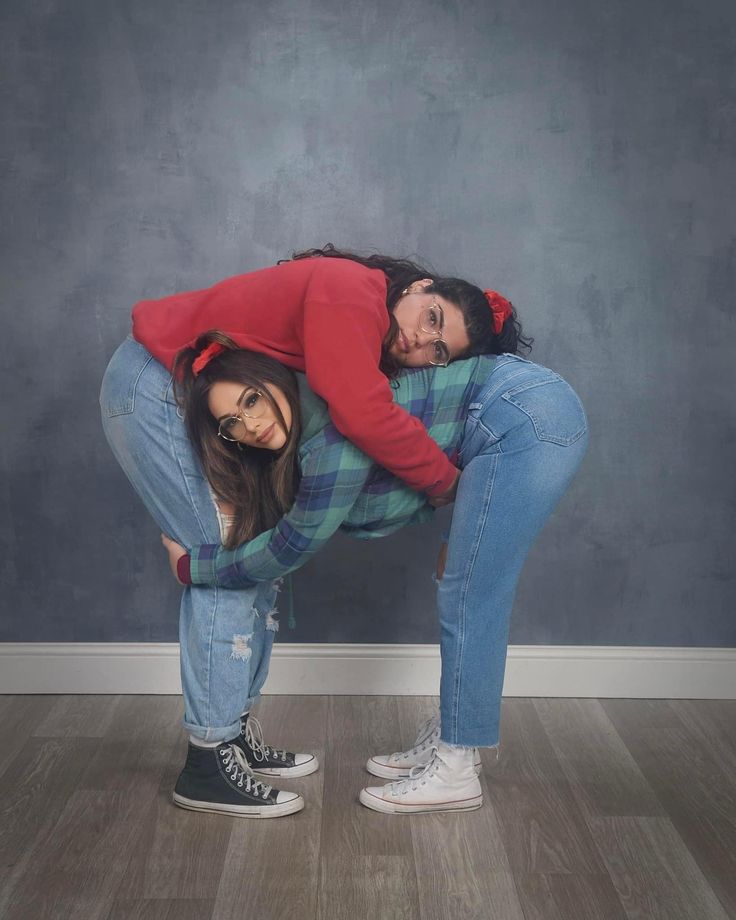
189 355 497 587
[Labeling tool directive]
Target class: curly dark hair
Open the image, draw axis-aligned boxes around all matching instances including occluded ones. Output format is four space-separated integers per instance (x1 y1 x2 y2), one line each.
287 244 532 375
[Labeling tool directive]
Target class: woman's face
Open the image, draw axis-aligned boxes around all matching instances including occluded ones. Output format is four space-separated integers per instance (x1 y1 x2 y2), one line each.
208 381 293 451
389 280 471 368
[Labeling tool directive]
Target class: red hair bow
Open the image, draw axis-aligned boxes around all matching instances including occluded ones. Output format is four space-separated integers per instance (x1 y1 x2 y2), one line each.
484 290 513 335
192 342 226 377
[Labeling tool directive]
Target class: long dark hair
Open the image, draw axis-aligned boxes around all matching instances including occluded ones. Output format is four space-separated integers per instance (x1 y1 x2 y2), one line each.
288 244 532 374
173 332 302 549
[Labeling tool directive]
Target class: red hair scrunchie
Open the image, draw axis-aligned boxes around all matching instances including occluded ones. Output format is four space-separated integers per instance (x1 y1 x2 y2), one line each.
484 290 513 335
192 342 226 377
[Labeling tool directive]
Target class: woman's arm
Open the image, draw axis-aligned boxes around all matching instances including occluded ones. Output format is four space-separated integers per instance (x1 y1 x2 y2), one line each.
301 292 458 498
161 534 189 584
173 435 375 588
162 353 488 588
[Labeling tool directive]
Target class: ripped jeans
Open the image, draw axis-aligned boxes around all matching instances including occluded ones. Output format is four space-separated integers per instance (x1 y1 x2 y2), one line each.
438 354 589 748
100 337 279 743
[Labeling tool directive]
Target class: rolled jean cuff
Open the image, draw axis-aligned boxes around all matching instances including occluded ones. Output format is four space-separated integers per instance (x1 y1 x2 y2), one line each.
182 717 241 744
241 694 259 715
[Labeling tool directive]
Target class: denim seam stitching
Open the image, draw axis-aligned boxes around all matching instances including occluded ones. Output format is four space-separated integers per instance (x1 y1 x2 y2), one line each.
451 451 498 742
164 378 219 734
502 391 587 446
502 374 562 398
475 366 530 406
105 352 154 418
473 417 504 452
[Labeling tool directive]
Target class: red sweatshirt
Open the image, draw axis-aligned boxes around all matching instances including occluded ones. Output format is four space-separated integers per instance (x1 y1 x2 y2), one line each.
132 257 457 496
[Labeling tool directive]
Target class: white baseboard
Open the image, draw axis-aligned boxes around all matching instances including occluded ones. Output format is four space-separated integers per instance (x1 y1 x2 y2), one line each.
0 643 734 698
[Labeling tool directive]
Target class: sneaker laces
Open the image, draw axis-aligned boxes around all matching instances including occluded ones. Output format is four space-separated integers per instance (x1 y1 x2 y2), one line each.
244 715 287 763
388 714 439 763
219 743 273 797
390 744 443 794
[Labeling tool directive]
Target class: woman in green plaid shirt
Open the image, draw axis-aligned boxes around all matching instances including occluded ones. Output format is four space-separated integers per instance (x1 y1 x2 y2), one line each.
157 332 588 817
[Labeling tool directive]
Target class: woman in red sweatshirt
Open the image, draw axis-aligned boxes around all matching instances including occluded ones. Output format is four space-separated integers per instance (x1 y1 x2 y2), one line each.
131 245 529 500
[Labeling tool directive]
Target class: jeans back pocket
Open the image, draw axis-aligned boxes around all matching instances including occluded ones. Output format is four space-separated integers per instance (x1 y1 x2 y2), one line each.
100 337 154 418
502 377 588 447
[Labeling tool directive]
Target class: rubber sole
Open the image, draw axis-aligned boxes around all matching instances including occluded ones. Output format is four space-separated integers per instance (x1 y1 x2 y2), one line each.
172 792 304 818
365 756 482 780
358 788 483 814
250 756 320 778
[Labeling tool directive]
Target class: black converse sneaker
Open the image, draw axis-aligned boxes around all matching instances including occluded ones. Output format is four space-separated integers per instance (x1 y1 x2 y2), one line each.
232 713 319 778
173 741 304 817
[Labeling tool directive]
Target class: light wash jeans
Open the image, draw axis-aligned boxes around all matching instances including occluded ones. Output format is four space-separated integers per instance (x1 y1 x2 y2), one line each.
100 336 279 743
438 354 589 748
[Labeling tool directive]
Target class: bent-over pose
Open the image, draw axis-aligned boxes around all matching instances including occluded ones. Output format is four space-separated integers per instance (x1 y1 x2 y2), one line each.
101 247 527 816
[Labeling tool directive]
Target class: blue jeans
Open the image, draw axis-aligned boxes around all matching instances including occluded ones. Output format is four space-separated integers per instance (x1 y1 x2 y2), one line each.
438 354 589 748
99 337 280 743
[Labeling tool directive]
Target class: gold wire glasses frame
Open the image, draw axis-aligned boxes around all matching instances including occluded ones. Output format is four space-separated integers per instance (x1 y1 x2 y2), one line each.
217 389 268 442
400 288 451 367
418 300 450 367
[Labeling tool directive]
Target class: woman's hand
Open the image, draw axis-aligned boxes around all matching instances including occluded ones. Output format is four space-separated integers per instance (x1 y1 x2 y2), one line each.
161 534 187 585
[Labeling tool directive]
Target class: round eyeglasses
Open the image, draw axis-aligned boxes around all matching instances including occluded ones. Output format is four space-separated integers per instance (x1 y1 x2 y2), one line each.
217 389 268 442
419 301 450 367
424 339 451 367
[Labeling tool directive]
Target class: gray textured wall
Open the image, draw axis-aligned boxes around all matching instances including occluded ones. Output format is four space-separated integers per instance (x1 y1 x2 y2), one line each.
2 0 734 646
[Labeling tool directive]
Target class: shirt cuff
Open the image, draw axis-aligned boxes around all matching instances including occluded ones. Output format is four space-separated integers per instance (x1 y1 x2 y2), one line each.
177 553 192 585
425 462 458 497
188 544 220 585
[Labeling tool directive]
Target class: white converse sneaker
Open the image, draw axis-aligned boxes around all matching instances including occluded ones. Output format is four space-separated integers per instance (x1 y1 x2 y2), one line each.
366 715 482 779
359 742 483 815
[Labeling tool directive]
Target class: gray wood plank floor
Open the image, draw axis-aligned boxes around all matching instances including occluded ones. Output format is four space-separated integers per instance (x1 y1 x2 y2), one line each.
0 695 733 920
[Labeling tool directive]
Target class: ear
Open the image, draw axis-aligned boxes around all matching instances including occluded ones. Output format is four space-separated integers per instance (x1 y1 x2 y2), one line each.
406 278 434 293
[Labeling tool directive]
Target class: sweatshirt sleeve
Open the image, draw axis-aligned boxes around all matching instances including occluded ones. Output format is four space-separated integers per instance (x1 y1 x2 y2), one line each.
300 273 457 497
187 435 373 588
